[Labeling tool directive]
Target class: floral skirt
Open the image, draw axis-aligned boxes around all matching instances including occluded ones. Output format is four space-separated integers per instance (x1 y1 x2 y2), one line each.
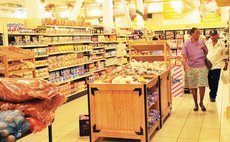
184 67 209 89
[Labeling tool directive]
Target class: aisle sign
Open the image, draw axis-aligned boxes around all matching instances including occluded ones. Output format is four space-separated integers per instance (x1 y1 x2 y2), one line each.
163 0 183 19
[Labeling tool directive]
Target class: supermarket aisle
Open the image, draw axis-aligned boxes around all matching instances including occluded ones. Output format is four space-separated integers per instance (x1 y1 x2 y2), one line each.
19 81 230 142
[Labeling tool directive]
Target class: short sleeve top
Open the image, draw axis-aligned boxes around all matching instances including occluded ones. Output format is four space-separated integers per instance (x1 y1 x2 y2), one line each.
182 39 208 68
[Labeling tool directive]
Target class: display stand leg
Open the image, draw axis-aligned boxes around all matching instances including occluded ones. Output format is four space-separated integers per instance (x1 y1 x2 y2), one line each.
48 125 52 142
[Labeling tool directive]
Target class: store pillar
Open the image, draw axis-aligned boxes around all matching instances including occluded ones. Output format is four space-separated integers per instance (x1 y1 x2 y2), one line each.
25 0 45 18
136 0 144 28
102 0 113 28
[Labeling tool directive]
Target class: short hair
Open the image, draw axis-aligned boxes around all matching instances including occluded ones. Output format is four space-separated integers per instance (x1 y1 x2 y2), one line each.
190 27 198 35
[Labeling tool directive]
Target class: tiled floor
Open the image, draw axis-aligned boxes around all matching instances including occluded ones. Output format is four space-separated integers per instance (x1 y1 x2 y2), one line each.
18 81 230 142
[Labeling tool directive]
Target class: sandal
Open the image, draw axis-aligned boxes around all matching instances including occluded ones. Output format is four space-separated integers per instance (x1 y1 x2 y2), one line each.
193 105 198 111
199 103 206 112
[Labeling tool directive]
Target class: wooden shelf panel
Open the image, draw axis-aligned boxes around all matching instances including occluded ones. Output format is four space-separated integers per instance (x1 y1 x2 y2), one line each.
131 44 165 51
9 68 35 75
15 44 48 48
131 55 165 62
148 121 160 139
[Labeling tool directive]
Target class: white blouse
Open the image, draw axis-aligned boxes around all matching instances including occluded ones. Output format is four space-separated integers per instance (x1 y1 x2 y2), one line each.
206 39 228 69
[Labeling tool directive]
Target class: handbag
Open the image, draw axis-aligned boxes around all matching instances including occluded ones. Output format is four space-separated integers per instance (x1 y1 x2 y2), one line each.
204 57 212 70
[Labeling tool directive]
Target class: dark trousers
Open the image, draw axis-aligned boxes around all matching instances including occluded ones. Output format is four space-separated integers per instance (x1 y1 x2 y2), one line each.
208 69 221 99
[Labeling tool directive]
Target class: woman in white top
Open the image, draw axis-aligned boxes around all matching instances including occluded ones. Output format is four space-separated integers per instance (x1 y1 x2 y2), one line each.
206 29 228 102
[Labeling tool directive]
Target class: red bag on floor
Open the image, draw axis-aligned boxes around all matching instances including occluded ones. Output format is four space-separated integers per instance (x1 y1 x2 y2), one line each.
0 78 58 102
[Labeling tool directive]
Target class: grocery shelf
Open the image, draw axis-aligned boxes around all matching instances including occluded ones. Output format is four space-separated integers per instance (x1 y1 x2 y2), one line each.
90 52 106 55
55 73 92 85
91 68 106 73
49 41 92 45
35 64 49 68
49 64 80 72
35 55 48 58
39 25 90 29
43 33 93 36
48 51 75 56
9 68 35 75
105 47 117 50
92 46 105 49
15 44 48 48
8 32 43 36
74 50 91 53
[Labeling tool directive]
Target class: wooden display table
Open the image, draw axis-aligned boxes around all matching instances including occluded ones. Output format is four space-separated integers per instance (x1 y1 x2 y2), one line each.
158 70 172 127
88 77 160 142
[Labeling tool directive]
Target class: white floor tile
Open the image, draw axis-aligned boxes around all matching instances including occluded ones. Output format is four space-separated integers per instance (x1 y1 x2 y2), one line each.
17 81 229 142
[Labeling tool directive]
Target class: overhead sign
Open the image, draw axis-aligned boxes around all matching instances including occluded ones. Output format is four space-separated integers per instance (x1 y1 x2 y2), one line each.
163 0 183 19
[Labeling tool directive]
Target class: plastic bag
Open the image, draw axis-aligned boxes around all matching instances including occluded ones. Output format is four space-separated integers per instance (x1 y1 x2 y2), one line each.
0 110 30 141
221 70 229 84
0 78 58 102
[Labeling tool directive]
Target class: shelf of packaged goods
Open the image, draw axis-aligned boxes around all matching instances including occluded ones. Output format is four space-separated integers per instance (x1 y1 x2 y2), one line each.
14 44 48 48
91 58 106 62
9 68 35 75
148 103 157 110
35 55 48 58
55 73 92 85
35 64 49 68
36 75 49 79
49 65 78 72
48 62 94 72
104 41 119 43
105 55 116 58
8 33 43 36
131 55 165 62
92 47 105 49
148 121 160 140
48 51 75 56
75 50 91 53
116 35 127 37
39 25 90 29
93 33 117 36
118 41 127 43
90 52 105 55
105 47 116 50
49 41 93 45
106 63 117 67
92 41 119 44
43 33 93 36
42 76 49 79
90 68 106 73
